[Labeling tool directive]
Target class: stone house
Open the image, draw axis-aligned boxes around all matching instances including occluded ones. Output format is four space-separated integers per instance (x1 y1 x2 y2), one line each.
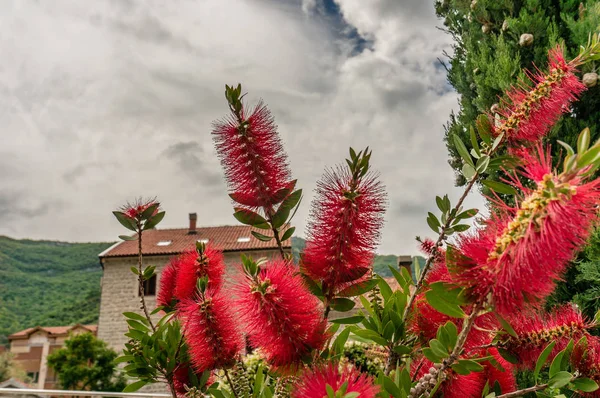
7 324 97 389
97 213 291 353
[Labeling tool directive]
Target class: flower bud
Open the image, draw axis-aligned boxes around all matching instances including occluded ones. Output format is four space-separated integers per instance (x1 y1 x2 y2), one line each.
519 33 534 47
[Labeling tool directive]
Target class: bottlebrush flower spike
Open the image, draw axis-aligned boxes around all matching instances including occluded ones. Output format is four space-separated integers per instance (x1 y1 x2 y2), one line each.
120 198 160 220
172 365 214 398
174 245 225 301
450 145 600 314
178 291 243 373
493 46 586 144
302 148 386 293
498 304 592 369
571 335 600 392
234 259 327 369
212 85 293 208
157 260 178 309
292 363 379 398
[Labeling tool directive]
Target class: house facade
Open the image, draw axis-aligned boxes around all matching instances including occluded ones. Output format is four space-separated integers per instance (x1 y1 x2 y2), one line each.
97 213 291 353
7 324 97 390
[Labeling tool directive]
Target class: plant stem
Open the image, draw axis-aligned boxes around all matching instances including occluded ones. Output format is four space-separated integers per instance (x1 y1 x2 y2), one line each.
224 368 240 398
265 207 287 261
402 175 479 322
496 384 549 398
137 226 156 332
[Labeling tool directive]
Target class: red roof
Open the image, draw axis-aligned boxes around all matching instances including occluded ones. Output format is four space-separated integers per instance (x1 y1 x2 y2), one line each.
9 325 97 340
99 225 291 258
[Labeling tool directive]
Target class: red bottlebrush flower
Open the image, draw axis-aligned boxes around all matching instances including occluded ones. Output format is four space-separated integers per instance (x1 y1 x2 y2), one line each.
292 363 379 398
302 165 386 293
483 348 517 394
234 260 327 369
499 304 591 369
494 46 586 144
175 247 226 301
212 101 292 208
411 358 486 398
178 292 243 373
572 335 600 394
157 261 178 309
450 147 600 314
120 198 160 220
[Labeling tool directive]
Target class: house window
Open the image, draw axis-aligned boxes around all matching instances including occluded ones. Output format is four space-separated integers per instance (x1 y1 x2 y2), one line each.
27 372 39 383
237 237 251 243
156 240 172 246
140 275 156 296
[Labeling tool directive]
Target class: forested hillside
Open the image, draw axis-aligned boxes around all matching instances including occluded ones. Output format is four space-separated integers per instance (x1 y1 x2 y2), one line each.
0 236 405 346
0 236 113 345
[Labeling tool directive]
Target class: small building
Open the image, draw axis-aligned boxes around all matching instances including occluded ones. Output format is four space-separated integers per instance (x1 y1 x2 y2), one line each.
7 325 97 390
97 213 291 353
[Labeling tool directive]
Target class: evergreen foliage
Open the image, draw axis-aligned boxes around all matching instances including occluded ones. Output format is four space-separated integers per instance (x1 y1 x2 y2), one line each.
437 0 600 186
0 236 113 346
46 332 126 391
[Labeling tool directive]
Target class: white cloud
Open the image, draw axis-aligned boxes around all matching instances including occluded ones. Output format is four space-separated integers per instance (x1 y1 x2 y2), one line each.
0 0 483 254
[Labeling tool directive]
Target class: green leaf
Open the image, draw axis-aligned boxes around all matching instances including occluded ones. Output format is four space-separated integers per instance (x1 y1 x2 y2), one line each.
271 189 302 229
534 341 556 380
494 313 518 338
429 339 449 358
330 316 364 324
470 126 481 157
476 155 490 173
427 212 441 233
280 226 295 241
123 312 150 325
351 329 388 346
119 234 137 241
453 134 475 167
331 327 351 354
456 208 478 220
114 355 135 364
476 114 492 145
330 298 356 312
436 196 446 213
557 140 575 157
233 208 269 228
337 279 379 297
578 128 591 153
452 224 470 232
377 277 393 301
482 179 517 195
548 371 572 388
422 347 442 363
383 376 402 398
143 211 165 230
113 211 137 231
425 290 466 318
123 380 147 392
462 163 477 180
572 377 599 392
452 359 484 375
577 146 600 167
549 349 566 378
301 273 323 297
251 231 272 242
497 348 518 364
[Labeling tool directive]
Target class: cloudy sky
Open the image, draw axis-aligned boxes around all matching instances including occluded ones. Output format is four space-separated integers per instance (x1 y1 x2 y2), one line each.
0 0 484 254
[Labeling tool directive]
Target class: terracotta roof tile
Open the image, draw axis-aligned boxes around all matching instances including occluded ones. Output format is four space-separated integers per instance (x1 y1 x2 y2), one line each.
8 324 97 339
99 225 291 258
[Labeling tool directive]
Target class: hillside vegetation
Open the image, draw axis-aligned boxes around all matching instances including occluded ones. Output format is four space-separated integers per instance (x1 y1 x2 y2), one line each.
0 236 113 345
0 236 404 346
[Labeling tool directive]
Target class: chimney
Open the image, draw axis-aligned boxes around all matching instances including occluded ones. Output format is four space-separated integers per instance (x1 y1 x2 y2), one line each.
188 213 197 234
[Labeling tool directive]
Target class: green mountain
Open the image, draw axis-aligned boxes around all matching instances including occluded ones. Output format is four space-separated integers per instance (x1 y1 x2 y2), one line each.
0 236 113 345
0 236 406 347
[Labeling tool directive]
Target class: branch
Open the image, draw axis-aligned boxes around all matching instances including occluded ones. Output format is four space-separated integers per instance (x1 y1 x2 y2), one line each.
137 226 155 332
496 384 548 398
224 368 240 398
402 175 479 322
